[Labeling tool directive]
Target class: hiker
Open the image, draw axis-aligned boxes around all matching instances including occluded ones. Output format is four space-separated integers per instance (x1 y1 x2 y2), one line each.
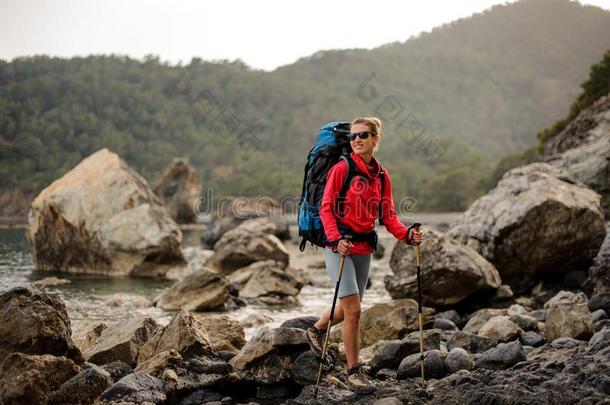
306 116 424 393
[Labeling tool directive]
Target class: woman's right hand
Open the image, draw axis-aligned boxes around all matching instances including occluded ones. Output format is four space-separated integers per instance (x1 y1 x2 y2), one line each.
337 238 353 256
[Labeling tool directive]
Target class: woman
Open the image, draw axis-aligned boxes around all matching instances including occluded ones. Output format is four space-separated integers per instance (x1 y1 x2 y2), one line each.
306 117 424 393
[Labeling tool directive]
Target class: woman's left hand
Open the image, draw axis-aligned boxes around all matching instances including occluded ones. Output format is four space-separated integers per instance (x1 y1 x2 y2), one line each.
408 228 424 245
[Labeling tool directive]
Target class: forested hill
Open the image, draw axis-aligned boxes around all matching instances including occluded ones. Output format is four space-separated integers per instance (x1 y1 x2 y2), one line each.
2 0 610 213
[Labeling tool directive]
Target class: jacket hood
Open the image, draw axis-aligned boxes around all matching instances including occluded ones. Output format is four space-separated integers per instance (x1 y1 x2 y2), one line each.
350 151 381 179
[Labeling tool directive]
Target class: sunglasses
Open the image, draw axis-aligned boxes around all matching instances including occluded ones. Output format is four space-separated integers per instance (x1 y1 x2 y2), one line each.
347 131 376 141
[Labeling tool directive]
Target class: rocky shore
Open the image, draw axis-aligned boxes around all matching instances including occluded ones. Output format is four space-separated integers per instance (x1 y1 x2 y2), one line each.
1 94 609 404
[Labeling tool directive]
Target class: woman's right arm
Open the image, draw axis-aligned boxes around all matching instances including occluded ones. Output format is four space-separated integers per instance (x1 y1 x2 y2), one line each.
319 160 348 246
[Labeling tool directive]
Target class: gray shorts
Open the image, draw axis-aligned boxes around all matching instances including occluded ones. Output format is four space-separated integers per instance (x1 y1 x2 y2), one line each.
324 248 372 301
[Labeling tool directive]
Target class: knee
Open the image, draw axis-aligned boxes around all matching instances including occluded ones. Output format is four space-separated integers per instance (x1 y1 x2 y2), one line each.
343 302 361 321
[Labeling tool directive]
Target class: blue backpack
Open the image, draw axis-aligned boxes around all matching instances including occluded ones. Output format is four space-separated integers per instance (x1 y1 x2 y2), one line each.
297 121 385 252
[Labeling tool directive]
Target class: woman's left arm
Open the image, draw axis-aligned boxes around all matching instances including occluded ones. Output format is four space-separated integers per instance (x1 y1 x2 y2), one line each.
380 169 410 242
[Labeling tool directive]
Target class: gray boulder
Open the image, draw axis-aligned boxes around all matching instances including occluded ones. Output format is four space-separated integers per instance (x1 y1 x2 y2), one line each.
448 163 606 292
447 331 495 354
397 349 444 380
542 93 610 217
444 347 473 374
98 372 166 404
386 229 501 306
0 287 83 362
27 148 185 277
152 158 202 224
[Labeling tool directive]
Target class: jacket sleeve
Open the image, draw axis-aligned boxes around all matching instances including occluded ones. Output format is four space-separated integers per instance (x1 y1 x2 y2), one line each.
380 169 410 242
319 160 348 244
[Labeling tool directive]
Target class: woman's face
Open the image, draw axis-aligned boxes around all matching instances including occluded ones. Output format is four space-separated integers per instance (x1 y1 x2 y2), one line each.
350 123 378 157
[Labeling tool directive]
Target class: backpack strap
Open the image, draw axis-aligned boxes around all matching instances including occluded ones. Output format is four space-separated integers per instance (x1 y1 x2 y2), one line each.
336 155 362 219
378 168 385 226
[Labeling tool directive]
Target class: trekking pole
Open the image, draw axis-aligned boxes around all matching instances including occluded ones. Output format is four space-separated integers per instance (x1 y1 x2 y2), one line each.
314 236 350 399
410 222 425 385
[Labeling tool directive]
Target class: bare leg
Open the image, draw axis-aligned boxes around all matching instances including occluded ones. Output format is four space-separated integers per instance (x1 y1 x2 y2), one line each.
314 302 345 330
339 294 361 368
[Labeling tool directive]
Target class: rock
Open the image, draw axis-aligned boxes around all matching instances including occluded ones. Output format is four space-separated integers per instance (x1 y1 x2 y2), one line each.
373 397 402 405
588 327 610 352
463 308 507 334
397 349 444 380
98 372 166 404
357 299 435 347
474 341 526 370
444 347 473 374
179 389 223 405
509 313 539 331
0 287 83 362
386 229 501 306
292 384 356 404
152 158 201 224
241 312 274 328
49 363 112 405
228 260 303 304
542 93 610 217
229 327 307 371
279 316 318 330
0 353 80 405
202 216 291 249
101 361 132 383
135 349 183 375
529 309 547 322
71 320 107 355
478 316 523 342
289 351 319 385
593 319 610 332
31 276 71 287
369 330 441 372
85 317 160 367
27 148 185 277
520 331 545 347
194 314 246 354
205 221 290 274
448 162 606 292
154 267 230 311
433 318 458 331
187 356 232 375
214 197 289 236
139 311 213 364
591 309 608 323
544 291 593 342
447 331 495 354
589 292 610 314
584 222 610 295
435 310 463 327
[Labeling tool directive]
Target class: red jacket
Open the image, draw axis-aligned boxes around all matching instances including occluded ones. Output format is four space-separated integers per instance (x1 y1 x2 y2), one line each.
320 151 410 255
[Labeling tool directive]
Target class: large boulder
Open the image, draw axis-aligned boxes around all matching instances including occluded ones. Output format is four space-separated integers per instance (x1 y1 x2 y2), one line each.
138 311 213 364
154 267 230 311
544 291 593 342
584 222 610 295
385 229 501 306
0 353 81 405
0 287 83 362
26 148 185 277
205 223 289 274
152 158 201 224
228 260 303 305
85 317 160 367
542 93 610 217
448 163 606 292
357 299 435 347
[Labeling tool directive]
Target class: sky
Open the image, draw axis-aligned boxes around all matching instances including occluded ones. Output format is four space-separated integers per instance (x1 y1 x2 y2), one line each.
1 0 609 71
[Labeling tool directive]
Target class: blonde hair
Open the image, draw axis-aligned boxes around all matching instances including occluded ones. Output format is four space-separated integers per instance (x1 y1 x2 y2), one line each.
351 116 382 152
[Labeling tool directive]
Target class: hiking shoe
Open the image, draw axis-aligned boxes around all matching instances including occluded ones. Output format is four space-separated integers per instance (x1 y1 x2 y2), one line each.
306 325 326 358
346 363 376 394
